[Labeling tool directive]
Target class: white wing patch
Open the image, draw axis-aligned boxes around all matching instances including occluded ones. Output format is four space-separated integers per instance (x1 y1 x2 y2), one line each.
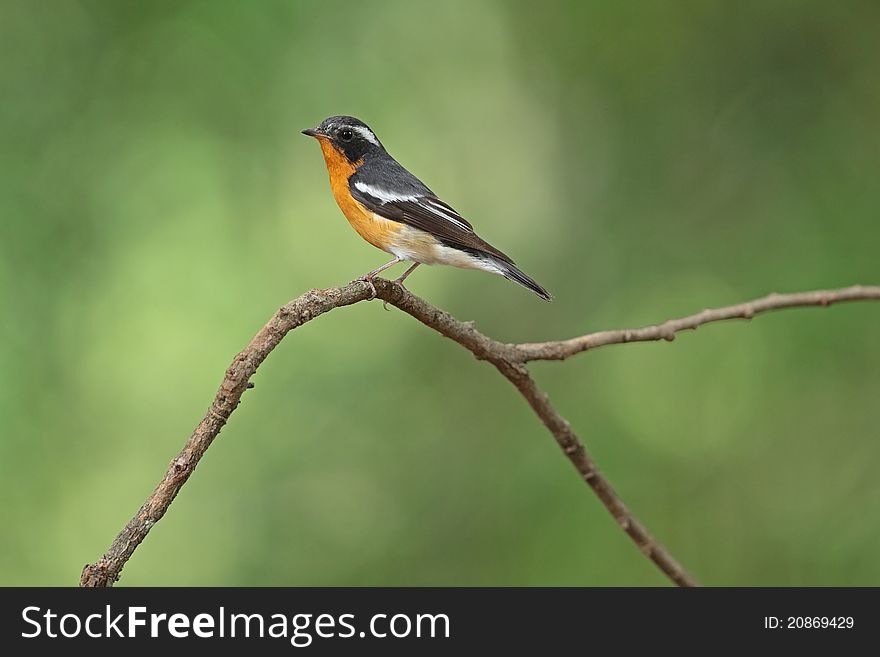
353 181 419 204
353 182 473 232
421 198 471 231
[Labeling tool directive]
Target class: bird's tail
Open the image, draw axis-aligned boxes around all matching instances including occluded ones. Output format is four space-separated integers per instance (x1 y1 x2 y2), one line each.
489 257 552 301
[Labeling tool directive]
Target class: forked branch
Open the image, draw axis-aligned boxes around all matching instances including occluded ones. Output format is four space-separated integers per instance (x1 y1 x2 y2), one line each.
80 282 880 587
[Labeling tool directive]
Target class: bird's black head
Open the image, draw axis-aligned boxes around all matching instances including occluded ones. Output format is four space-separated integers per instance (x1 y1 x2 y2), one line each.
302 115 384 163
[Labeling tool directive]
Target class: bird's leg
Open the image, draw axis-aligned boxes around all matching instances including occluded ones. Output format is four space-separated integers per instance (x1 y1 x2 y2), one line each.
393 262 420 289
362 256 403 279
375 263 422 310
358 256 402 299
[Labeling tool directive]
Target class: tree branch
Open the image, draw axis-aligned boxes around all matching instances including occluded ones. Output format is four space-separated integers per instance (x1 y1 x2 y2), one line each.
80 282 879 587
515 285 880 361
375 284 698 586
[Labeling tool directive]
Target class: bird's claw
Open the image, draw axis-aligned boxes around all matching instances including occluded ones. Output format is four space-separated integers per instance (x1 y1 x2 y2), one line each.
359 276 378 299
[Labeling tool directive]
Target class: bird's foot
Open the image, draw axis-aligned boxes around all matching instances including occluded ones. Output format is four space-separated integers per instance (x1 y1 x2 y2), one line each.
358 275 378 300
392 263 420 291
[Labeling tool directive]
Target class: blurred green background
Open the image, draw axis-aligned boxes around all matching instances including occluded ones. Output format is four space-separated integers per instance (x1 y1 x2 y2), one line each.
1 0 878 586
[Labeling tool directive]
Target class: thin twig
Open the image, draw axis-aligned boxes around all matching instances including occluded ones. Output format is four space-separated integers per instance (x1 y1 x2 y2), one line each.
515 285 880 362
81 283 879 587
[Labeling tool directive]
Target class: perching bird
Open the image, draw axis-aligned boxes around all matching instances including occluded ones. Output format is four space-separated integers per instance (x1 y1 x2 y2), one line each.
302 115 552 301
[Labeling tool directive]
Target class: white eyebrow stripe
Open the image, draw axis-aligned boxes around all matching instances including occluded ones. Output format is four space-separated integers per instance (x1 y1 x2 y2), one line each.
353 181 419 203
351 125 379 146
420 198 471 230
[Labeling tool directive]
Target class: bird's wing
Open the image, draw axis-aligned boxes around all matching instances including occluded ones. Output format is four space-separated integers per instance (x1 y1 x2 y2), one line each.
349 177 513 263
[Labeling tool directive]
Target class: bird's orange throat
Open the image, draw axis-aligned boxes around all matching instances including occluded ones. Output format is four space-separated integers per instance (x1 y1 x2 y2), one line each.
317 139 359 188
317 140 401 252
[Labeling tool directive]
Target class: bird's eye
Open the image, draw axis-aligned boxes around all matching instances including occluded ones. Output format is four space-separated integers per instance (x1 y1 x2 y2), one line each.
339 129 354 142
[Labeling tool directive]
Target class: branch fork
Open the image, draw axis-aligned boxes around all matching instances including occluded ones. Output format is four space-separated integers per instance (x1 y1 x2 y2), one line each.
81 282 880 587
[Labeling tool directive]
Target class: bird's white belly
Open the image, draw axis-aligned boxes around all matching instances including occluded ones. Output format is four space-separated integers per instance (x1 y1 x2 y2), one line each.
386 224 498 272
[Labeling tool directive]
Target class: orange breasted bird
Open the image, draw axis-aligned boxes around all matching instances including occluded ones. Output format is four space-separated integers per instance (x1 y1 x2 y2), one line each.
302 115 552 301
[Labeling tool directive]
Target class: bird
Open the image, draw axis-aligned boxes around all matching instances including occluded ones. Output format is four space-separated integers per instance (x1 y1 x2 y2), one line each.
302 115 552 301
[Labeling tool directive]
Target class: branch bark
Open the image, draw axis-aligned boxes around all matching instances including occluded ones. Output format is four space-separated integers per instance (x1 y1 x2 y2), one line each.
80 282 880 587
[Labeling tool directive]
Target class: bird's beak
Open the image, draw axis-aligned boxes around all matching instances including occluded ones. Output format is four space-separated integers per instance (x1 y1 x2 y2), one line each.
301 127 327 139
